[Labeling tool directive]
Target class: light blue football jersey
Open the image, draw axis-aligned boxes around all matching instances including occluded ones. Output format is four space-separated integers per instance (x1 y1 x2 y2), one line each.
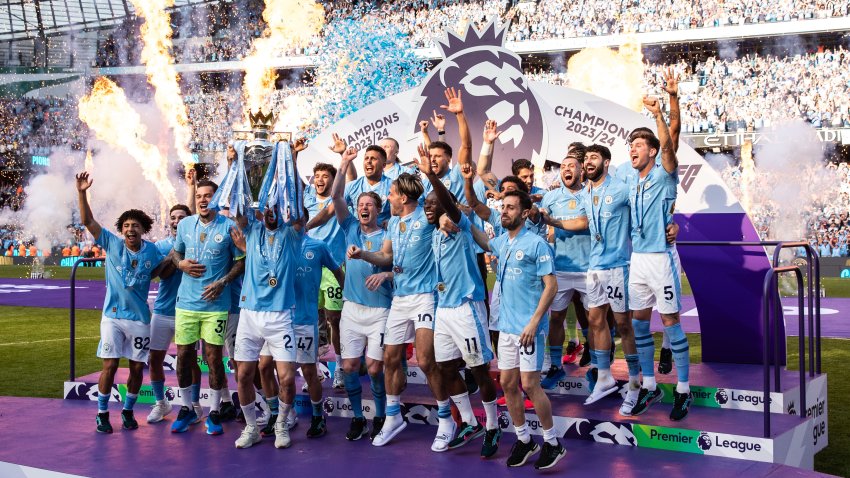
174 214 243 312
384 163 415 180
303 185 346 265
239 214 300 312
387 207 436 296
624 164 678 253
581 175 632 270
489 228 554 335
344 175 393 226
294 236 340 325
153 236 180 317
340 216 392 308
96 229 164 324
433 215 485 308
540 186 591 272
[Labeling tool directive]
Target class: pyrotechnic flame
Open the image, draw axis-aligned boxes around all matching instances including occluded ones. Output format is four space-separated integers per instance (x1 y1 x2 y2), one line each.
272 95 314 133
242 0 325 115
567 38 645 112
78 77 178 207
130 0 195 168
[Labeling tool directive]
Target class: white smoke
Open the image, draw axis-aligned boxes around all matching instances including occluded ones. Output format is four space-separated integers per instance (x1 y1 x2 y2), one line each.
753 120 840 241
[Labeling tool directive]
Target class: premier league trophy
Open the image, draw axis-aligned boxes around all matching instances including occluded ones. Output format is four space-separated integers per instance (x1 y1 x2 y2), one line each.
209 109 303 223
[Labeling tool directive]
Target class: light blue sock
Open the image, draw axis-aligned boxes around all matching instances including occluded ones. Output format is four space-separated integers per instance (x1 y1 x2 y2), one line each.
592 349 611 371
311 400 323 417
590 347 598 367
191 383 201 403
343 372 364 418
370 372 386 417
151 380 165 402
123 393 138 411
665 323 690 383
266 396 279 416
633 319 655 380
98 391 109 413
550 345 563 369
625 354 640 378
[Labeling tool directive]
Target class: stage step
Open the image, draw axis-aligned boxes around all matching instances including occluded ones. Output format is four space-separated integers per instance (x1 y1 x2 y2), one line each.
63 367 827 469
136 347 822 416
0 397 833 478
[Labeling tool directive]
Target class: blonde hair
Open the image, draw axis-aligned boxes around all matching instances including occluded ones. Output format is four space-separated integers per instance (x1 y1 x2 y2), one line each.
393 173 424 203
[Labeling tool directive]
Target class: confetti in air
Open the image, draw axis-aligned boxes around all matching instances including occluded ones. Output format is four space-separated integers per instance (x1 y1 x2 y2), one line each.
310 19 428 134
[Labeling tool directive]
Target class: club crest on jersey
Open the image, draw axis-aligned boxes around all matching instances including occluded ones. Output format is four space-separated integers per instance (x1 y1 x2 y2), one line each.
214 234 224 243
441 177 451 187
568 200 577 209
604 195 613 205
413 221 422 229
515 250 524 260
144 260 151 269
305 251 315 260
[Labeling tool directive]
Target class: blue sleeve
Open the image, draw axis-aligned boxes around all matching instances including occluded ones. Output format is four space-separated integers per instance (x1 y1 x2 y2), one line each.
534 239 554 277
95 229 122 252
343 181 355 208
488 237 500 259
540 191 553 214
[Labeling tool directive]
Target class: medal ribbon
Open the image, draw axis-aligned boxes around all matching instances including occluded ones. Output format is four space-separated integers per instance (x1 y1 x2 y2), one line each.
393 211 417 271
118 246 141 288
588 175 610 241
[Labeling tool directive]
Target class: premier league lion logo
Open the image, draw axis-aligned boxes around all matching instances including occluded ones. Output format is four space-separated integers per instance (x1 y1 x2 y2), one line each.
715 388 729 405
698 432 712 450
323 397 335 414
416 21 546 177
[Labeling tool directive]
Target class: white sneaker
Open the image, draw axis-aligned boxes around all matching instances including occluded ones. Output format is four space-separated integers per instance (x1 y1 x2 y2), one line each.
371 415 407 447
274 417 291 449
584 376 619 405
192 404 203 424
431 421 457 452
332 369 345 389
286 409 299 431
235 424 262 449
147 400 173 423
619 387 641 416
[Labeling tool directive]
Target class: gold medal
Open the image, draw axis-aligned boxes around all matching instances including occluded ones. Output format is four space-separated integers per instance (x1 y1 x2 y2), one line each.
199 232 207 242
400 222 407 233
269 277 278 287
130 259 138 269
268 235 275 245
436 282 446 292
364 240 372 250
568 200 576 209
593 196 600 206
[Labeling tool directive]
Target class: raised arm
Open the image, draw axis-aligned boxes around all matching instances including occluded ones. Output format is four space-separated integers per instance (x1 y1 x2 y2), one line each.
460 163 491 221
329 133 357 181
419 144 461 223
662 67 681 153
430 110 445 142
477 120 502 190
185 168 197 215
643 96 678 174
331 146 358 224
419 120 433 146
440 87 471 167
75 172 102 240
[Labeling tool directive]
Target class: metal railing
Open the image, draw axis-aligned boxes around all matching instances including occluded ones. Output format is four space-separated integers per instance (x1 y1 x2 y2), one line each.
69 257 101 381
677 240 821 437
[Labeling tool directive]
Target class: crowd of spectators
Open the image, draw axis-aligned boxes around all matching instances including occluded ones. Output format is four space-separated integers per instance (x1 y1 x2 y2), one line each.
525 46 850 135
87 0 850 68
508 0 849 42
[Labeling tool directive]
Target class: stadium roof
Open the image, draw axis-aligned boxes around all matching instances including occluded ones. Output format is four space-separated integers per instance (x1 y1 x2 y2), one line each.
0 0 215 40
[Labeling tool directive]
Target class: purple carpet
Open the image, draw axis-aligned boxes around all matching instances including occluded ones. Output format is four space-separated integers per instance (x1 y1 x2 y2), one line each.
0 397 831 478
0 278 848 338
